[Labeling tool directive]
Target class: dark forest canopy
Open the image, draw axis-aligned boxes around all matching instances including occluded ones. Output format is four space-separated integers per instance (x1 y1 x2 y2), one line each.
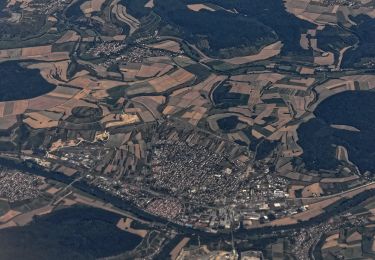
121 0 314 58
0 61 56 102
297 91 375 173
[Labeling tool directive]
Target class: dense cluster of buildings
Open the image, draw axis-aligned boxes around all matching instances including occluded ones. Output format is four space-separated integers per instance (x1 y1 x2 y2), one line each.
0 168 42 203
323 0 361 7
67 123 308 233
151 141 244 205
290 213 369 259
87 42 126 57
117 46 176 63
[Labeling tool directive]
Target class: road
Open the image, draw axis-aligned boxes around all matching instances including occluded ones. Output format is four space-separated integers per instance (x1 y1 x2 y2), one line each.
293 181 375 204
49 176 83 206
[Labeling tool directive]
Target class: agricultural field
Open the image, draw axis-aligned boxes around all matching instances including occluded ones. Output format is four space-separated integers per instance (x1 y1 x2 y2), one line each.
0 0 375 258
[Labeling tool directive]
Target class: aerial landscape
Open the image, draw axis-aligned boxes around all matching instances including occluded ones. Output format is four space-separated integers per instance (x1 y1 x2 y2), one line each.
0 0 375 259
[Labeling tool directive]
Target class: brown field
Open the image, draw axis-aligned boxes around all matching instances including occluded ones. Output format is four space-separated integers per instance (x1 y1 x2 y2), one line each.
0 48 21 59
347 231 362 243
144 0 154 8
0 103 4 117
280 171 313 182
230 73 284 85
12 206 53 226
0 45 69 61
337 46 352 69
67 75 98 89
187 4 216 12
322 233 339 250
96 79 127 90
21 45 52 57
48 85 80 99
12 100 29 115
227 132 250 145
300 67 315 75
73 193 148 223
170 87 192 97
50 98 96 120
138 110 155 122
314 52 334 66
285 0 375 26
173 92 199 108
56 30 80 44
144 56 173 64
136 63 173 78
253 187 375 228
181 106 207 126
0 210 21 223
112 34 126 41
163 84 208 117
0 220 17 230
284 0 327 25
310 37 319 52
38 52 70 61
104 113 140 128
24 112 61 129
148 40 182 53
116 218 147 238
137 65 161 79
73 70 91 79
330 124 360 132
57 166 79 177
126 84 155 96
162 105 176 115
229 109 251 120
251 129 264 139
321 175 359 183
132 96 165 119
257 73 285 83
289 185 305 198
229 81 251 94
27 61 70 84
300 34 309 49
223 41 283 65
276 129 304 156
0 101 28 117
170 237 191 260
68 75 124 90
196 74 226 93
308 75 375 112
147 68 195 93
121 65 141 80
336 145 350 162
46 187 60 195
113 2 140 35
0 116 17 130
80 0 106 14
158 64 175 76
7 0 33 9
207 113 250 132
273 197 342 226
290 77 315 86
169 68 196 84
288 95 312 117
302 183 323 197
28 95 67 110
147 95 166 104
254 104 275 125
